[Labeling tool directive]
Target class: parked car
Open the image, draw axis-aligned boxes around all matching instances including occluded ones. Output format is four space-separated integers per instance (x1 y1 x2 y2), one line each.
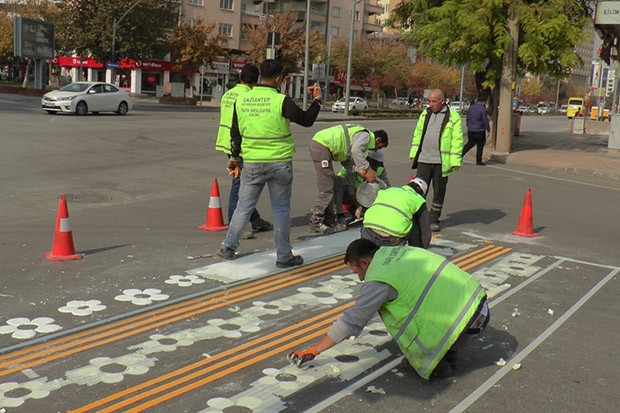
41 81 133 115
391 97 409 105
558 104 568 115
331 97 369 112
449 100 470 111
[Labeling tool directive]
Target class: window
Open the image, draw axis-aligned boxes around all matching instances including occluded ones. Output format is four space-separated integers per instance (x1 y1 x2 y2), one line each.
332 6 340 17
355 11 360 20
187 0 203 5
330 26 339 37
219 23 233 37
220 0 233 10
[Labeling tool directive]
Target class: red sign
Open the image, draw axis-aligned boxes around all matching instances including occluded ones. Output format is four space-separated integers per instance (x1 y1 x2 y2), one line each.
53 56 103 69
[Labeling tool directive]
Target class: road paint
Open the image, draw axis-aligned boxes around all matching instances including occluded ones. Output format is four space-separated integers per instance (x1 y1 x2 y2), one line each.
0 240 513 411
449 263 619 413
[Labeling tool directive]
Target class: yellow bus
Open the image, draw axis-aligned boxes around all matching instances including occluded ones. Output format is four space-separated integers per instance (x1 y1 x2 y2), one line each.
566 97 584 119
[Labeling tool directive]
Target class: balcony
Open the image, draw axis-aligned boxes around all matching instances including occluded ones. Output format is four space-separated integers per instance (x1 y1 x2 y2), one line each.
363 2 384 16
363 21 383 34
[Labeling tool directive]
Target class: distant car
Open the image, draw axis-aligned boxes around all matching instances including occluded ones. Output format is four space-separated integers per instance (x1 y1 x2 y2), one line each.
449 101 470 111
526 106 538 114
558 104 568 115
391 97 409 105
331 97 368 112
41 81 133 115
537 105 550 115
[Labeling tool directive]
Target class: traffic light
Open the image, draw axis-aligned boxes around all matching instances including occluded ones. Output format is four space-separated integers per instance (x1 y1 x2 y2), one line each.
275 48 282 60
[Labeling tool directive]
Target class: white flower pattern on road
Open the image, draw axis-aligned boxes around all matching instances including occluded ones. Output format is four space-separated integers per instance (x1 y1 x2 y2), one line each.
0 317 62 340
114 288 169 306
0 377 64 408
58 300 107 316
65 354 156 386
165 274 205 287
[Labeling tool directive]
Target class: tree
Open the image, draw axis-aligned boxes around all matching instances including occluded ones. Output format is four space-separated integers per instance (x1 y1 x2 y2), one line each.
390 0 593 152
242 9 325 75
171 18 226 97
56 0 178 63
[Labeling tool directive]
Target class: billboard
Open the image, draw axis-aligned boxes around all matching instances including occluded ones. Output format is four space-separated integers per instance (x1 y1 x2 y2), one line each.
595 1 620 25
14 17 55 59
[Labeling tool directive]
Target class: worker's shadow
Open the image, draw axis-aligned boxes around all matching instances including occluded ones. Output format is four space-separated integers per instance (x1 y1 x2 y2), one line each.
442 209 506 228
380 326 518 399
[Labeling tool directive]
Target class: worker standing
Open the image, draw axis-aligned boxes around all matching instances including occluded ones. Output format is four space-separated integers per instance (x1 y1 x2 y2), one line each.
214 63 272 233
217 59 322 268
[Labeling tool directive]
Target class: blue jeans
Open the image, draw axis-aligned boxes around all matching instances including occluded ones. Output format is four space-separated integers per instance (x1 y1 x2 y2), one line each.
227 159 260 224
222 162 294 262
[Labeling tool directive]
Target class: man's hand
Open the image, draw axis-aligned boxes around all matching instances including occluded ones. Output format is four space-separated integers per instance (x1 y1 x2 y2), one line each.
306 82 322 101
287 346 319 367
362 168 377 183
227 158 241 178
354 206 364 219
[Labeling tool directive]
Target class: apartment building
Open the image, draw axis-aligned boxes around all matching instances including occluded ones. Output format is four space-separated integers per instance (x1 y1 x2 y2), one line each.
181 0 384 97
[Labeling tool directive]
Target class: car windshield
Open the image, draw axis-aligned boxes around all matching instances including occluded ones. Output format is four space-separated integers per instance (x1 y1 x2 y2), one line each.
59 83 92 92
337 98 357 103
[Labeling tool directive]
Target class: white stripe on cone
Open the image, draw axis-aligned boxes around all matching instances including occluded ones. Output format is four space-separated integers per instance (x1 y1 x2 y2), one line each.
208 196 221 208
59 217 72 232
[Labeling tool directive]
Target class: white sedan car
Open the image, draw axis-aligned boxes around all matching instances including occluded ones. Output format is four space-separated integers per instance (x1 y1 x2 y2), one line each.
331 97 368 112
41 82 132 115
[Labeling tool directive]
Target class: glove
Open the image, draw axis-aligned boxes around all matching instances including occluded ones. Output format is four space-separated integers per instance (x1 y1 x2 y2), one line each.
287 346 319 367
227 158 240 178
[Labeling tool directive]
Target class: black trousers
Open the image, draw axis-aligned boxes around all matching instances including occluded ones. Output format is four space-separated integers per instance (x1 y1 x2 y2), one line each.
462 130 486 164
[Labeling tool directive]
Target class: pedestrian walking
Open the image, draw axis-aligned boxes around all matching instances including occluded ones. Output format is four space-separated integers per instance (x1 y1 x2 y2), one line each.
308 124 388 234
214 63 272 233
217 59 322 268
288 238 490 379
409 88 463 232
361 177 431 248
462 94 490 165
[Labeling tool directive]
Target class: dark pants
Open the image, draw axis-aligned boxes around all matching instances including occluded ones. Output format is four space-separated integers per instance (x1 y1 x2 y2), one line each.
462 130 486 164
415 163 448 224
227 158 260 224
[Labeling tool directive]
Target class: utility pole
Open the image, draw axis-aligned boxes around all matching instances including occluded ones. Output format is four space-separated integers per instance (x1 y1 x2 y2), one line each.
302 0 311 109
495 6 519 153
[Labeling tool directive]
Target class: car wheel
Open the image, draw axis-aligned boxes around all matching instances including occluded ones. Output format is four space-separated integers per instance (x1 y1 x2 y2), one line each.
75 101 88 116
116 101 129 116
363 105 368 110
45 110 56 115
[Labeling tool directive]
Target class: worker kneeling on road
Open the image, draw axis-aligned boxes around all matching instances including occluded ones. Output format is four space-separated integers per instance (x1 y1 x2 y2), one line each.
361 176 431 248
288 238 490 379
308 124 388 235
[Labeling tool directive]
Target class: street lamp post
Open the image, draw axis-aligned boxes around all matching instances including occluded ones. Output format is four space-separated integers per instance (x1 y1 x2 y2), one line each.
302 0 311 110
111 0 144 64
344 0 361 116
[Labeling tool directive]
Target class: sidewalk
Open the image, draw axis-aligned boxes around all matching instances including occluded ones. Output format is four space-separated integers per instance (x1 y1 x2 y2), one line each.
487 123 620 182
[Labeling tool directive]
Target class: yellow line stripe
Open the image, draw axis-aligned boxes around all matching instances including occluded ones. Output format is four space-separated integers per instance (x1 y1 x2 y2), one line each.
71 244 513 412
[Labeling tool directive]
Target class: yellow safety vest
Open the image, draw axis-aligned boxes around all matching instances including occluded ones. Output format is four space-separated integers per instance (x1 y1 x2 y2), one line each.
312 124 375 162
365 247 486 379
363 186 426 237
215 84 251 154
235 85 292 163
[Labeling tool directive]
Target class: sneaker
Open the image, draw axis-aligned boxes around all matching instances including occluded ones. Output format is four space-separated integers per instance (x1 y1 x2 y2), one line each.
251 218 273 232
430 222 440 232
276 255 304 268
308 222 335 235
216 246 236 260
476 162 486 166
241 231 256 240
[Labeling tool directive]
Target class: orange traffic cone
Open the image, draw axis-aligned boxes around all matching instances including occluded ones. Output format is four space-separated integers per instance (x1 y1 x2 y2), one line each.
199 178 228 231
510 188 540 238
44 195 83 261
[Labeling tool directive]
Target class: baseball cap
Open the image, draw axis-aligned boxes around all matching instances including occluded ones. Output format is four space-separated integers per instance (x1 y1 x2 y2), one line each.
409 177 428 195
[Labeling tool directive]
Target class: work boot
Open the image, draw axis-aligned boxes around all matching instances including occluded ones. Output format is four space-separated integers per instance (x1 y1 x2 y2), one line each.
216 246 236 260
251 217 273 232
308 222 335 235
431 359 453 378
276 255 304 268
430 222 440 232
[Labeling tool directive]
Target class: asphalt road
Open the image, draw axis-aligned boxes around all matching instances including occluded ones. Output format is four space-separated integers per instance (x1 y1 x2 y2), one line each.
0 99 619 412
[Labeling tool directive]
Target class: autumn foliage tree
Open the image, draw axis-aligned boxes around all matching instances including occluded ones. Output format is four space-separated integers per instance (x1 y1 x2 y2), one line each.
242 9 325 75
171 18 226 97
